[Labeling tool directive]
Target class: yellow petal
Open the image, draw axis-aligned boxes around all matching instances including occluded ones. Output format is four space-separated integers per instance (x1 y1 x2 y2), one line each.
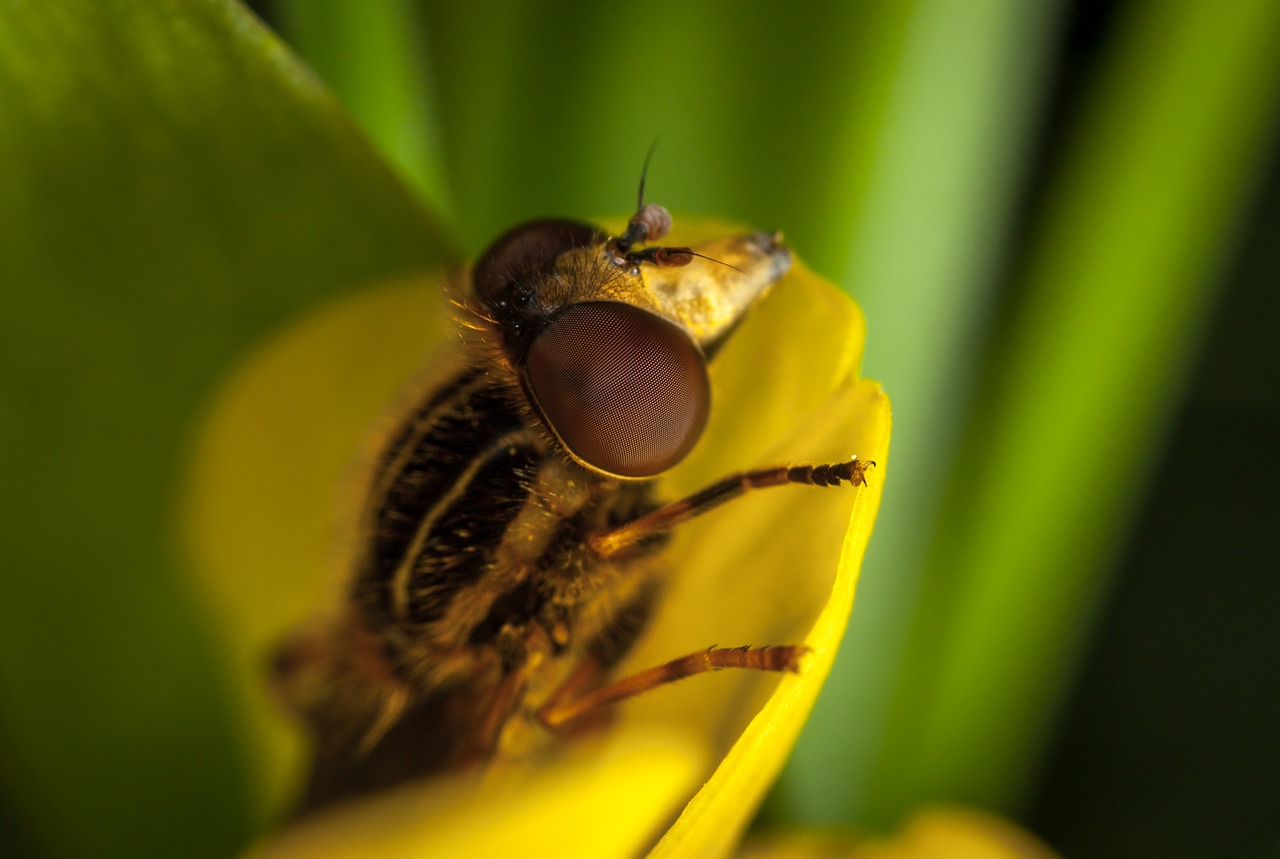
738 806 1060 859
182 218 890 856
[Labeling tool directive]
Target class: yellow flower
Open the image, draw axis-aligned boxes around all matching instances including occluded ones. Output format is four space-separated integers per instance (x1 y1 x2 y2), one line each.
740 806 1060 859
183 220 891 858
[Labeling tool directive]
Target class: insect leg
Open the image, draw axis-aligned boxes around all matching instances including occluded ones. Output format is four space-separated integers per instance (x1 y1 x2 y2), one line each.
474 663 531 757
589 457 875 558
473 622 551 758
537 645 808 729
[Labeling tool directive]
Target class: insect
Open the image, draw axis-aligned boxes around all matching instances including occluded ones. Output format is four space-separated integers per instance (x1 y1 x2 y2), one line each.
273 182 875 813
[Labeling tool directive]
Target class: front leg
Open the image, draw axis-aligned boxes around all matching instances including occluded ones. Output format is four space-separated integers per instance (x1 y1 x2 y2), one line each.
589 457 875 559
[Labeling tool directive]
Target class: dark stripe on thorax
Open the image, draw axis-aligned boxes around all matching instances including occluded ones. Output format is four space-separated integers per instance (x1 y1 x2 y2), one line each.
402 439 540 626
366 366 486 517
354 371 529 635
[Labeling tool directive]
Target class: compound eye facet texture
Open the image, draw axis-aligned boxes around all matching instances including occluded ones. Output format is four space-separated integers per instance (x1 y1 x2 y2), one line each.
472 219 602 309
523 301 710 478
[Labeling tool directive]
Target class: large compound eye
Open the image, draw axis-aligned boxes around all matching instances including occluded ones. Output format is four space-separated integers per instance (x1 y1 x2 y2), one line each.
472 219 603 308
523 302 710 478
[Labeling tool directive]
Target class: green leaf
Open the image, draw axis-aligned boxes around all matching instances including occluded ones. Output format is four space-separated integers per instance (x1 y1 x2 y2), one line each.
416 0 916 264
865 0 1280 820
277 0 453 218
777 0 1064 824
0 1 456 856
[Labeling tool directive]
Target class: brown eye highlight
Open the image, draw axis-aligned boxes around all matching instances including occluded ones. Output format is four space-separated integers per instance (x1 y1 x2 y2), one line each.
523 302 710 478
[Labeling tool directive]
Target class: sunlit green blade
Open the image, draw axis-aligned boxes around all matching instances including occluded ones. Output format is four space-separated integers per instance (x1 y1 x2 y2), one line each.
0 1 455 856
277 0 454 219
777 0 1064 825
865 0 1280 822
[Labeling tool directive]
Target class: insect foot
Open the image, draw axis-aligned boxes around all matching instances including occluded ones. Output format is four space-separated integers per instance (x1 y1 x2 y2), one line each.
786 457 876 488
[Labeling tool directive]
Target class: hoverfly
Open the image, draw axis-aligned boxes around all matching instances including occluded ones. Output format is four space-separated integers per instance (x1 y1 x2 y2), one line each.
273 182 875 813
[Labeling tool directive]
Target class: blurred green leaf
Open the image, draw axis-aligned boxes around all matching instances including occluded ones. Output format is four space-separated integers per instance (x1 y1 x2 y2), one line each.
415 0 913 266
865 0 1280 821
278 0 453 218
0 0 455 856
775 0 1064 825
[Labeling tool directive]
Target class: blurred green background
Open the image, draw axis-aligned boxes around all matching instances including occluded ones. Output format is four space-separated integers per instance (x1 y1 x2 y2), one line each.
1 1 1277 857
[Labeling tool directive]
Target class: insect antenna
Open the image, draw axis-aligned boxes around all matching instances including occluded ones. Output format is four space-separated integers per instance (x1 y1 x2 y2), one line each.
607 142 738 274
637 137 659 212
610 141 669 260
616 245 746 275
